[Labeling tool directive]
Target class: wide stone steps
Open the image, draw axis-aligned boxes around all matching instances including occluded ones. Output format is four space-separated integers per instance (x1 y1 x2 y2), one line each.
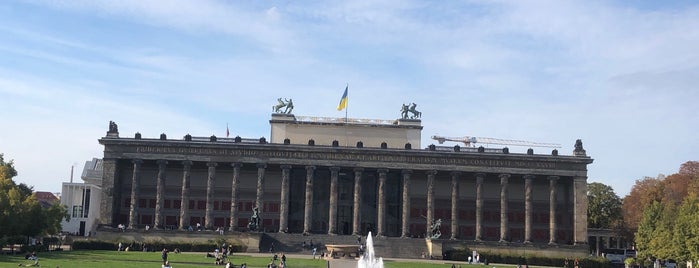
260 233 432 259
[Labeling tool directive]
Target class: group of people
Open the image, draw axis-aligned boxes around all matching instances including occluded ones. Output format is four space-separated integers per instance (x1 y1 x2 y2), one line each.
266 253 287 268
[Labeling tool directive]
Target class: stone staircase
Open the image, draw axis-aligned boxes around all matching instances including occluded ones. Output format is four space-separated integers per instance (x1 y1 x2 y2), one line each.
260 233 432 259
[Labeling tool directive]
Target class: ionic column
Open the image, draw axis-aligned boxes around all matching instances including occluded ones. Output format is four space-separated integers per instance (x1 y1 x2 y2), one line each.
303 166 316 234
499 173 510 242
229 163 242 231
401 170 412 238
255 163 267 211
154 160 168 229
426 170 437 237
178 160 192 230
574 176 588 245
377 169 388 236
524 175 534 243
328 167 340 235
549 176 559 245
205 162 217 230
127 159 142 229
475 173 485 241
450 171 460 240
279 165 291 233
352 168 363 235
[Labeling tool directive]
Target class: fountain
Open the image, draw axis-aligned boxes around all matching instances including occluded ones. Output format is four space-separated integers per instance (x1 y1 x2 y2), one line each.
357 232 384 268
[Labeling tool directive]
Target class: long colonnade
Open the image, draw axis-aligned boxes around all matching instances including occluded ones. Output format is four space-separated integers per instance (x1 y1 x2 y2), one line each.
119 158 577 245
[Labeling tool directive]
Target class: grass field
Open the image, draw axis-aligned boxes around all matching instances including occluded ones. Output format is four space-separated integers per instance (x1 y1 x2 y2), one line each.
0 250 494 268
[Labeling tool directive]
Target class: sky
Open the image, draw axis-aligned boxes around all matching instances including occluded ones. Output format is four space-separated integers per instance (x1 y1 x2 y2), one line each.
1 1 697 197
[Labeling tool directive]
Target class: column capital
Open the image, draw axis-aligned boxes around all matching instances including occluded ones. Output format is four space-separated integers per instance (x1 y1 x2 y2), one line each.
256 163 267 169
132 159 143 165
548 175 560 181
499 173 510 179
476 173 485 184
450 171 461 177
280 164 292 170
426 169 438 176
524 175 535 180
377 169 389 174
157 159 168 166
306 165 316 171
231 163 243 168
329 166 341 172
401 169 413 175
182 160 193 167
353 167 364 173
207 162 218 167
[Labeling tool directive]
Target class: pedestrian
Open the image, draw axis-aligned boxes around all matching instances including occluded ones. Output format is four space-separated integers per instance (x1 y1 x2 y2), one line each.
161 248 169 265
312 247 317 259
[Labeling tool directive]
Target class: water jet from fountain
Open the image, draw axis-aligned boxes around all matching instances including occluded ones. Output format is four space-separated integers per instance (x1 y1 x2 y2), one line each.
357 232 384 268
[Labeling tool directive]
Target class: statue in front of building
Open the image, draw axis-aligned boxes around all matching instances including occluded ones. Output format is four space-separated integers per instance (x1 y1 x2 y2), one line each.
272 98 294 114
248 207 261 231
428 219 442 239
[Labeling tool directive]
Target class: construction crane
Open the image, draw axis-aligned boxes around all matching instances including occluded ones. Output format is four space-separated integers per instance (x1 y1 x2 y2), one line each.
431 135 561 148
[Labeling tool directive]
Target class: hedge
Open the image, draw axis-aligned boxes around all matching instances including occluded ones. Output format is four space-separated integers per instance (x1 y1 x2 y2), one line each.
444 249 613 268
72 240 246 252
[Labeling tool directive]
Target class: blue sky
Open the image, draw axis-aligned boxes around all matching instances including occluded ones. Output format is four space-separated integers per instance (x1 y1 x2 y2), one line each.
1 1 697 196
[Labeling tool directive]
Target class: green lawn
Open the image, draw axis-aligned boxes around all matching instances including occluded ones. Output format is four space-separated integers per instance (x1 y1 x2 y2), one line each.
0 250 503 268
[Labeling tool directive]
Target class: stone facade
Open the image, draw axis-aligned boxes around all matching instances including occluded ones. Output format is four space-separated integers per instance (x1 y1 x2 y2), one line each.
99 115 593 246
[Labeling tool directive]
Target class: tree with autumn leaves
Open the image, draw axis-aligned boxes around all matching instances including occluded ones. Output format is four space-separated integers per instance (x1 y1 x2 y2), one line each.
624 161 699 263
0 153 69 246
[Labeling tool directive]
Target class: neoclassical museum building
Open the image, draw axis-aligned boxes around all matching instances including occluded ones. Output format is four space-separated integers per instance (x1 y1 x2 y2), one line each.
99 113 593 247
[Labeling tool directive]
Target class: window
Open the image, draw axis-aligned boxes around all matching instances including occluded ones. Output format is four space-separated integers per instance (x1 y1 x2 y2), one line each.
72 205 83 218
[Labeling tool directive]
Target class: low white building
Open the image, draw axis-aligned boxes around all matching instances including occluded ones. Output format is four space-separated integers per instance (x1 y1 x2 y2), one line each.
61 158 102 236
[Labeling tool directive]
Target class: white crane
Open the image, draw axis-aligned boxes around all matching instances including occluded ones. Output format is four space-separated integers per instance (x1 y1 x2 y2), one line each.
431 135 561 148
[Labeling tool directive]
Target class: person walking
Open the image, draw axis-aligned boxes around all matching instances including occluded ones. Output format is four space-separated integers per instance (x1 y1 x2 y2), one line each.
161 248 169 265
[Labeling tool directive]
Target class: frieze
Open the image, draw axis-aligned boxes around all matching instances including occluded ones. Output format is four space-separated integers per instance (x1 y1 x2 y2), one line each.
129 145 564 170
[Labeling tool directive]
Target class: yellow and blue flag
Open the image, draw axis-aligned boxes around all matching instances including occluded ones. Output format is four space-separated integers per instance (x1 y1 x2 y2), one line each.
337 85 348 111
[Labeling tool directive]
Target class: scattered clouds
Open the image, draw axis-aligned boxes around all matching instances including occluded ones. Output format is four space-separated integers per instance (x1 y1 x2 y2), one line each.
1 1 697 196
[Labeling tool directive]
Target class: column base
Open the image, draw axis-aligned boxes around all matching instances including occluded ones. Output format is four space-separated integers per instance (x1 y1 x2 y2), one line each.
548 241 558 246
523 240 533 244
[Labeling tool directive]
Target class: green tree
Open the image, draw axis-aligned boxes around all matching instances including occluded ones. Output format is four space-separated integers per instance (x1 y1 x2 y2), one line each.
587 182 623 229
0 153 69 243
635 201 663 259
673 196 699 263
649 202 676 260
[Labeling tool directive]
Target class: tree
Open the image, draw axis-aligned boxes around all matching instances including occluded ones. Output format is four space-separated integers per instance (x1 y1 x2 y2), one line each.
623 176 664 229
679 161 699 177
635 201 663 259
673 196 699 263
0 153 68 243
587 182 623 229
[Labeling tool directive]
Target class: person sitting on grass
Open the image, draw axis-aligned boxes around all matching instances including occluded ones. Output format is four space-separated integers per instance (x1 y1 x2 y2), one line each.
18 259 39 267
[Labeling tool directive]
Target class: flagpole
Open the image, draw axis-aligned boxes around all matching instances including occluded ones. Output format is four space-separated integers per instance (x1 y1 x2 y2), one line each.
345 83 349 146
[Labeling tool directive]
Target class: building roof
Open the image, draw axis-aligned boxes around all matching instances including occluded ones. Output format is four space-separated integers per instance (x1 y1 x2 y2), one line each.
33 191 59 208
81 158 103 186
